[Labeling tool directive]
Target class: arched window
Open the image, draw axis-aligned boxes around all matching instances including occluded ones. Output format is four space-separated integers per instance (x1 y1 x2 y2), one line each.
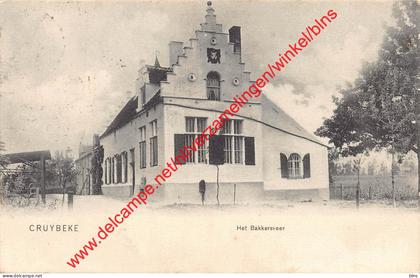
288 153 301 178
207 71 220 100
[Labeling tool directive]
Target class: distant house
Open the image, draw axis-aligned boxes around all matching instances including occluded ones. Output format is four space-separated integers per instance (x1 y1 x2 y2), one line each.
74 141 94 195
99 2 329 203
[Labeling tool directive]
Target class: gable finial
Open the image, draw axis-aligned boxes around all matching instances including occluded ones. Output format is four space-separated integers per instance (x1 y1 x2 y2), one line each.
154 50 160 67
206 0 215 15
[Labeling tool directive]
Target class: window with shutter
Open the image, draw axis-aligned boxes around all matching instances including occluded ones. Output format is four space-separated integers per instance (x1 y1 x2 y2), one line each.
280 153 288 178
303 153 311 178
244 137 255 165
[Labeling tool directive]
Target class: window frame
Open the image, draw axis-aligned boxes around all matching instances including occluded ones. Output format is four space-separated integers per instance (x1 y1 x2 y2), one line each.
107 158 112 184
185 117 208 164
287 153 302 179
104 158 108 184
150 120 158 167
206 71 221 101
220 119 244 164
121 151 128 183
116 154 122 183
139 126 147 169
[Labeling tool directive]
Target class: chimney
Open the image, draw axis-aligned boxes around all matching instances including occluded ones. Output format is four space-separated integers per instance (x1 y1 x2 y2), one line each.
169 41 183 66
93 134 100 147
229 26 241 57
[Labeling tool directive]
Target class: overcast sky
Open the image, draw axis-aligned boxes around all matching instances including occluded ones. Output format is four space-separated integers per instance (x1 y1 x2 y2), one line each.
0 0 394 156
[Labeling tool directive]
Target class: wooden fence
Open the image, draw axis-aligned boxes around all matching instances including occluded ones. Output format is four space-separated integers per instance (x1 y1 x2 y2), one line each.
330 175 417 200
330 184 373 200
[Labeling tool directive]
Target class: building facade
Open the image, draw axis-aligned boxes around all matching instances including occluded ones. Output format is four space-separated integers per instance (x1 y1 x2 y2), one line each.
74 142 93 195
99 2 329 203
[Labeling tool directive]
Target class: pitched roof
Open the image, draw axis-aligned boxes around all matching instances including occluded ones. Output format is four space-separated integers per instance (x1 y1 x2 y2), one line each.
261 95 328 147
100 91 163 138
1 150 51 163
100 96 138 138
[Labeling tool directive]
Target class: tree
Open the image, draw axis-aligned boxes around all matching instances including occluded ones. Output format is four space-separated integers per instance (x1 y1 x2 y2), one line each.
0 152 77 207
328 147 340 182
91 144 104 195
49 151 77 205
315 84 371 207
316 0 419 206
316 85 376 157
353 156 363 208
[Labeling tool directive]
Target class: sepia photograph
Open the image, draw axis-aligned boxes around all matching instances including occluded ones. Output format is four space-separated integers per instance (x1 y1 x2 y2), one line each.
0 0 418 274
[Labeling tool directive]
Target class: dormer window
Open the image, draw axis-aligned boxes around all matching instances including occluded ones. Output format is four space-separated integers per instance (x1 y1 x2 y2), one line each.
207 71 221 100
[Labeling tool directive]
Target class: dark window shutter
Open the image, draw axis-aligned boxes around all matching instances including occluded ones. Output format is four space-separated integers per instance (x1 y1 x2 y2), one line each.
174 134 186 164
303 153 311 178
280 153 288 178
209 135 225 165
244 137 255 165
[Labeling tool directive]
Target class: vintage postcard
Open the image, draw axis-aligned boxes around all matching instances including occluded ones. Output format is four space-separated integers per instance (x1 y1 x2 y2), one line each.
0 0 419 274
